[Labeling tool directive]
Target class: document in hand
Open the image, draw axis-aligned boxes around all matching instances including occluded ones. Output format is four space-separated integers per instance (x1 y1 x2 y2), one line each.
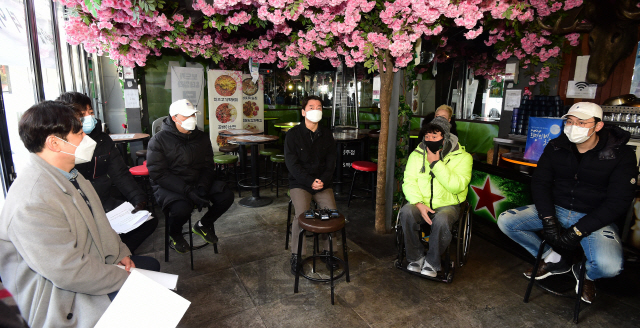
95 271 190 328
106 202 153 234
116 265 179 290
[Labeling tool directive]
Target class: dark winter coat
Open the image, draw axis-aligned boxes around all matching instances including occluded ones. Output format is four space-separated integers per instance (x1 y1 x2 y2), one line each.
75 122 146 212
284 123 336 193
146 117 216 208
532 125 638 233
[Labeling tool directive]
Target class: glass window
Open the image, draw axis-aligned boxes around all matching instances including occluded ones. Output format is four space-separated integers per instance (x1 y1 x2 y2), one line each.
56 2 73 92
71 45 84 92
0 0 38 176
34 0 60 100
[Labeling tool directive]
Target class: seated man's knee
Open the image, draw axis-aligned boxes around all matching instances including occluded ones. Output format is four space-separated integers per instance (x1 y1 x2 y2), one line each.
497 205 534 233
591 255 623 279
398 204 416 224
170 201 193 218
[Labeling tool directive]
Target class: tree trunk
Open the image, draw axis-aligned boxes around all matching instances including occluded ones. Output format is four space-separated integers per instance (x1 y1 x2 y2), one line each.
375 51 394 234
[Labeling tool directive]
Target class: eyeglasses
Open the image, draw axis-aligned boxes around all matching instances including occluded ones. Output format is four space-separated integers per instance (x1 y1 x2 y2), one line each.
564 120 596 128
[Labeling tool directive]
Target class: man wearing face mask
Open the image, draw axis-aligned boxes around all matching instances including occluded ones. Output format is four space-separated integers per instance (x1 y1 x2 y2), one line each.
498 102 637 304
285 95 338 274
0 101 159 327
57 92 156 254
147 99 234 253
399 116 472 277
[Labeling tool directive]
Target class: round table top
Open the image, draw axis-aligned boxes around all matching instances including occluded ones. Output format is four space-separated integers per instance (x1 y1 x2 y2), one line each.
501 152 538 167
218 128 263 136
274 122 300 128
264 117 278 121
109 133 150 142
228 134 279 145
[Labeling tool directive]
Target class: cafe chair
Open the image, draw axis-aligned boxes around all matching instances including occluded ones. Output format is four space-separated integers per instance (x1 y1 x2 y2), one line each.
128 160 156 214
394 201 472 283
259 148 282 179
163 207 218 271
214 154 242 197
347 161 378 210
524 239 588 324
134 116 166 166
219 144 239 156
135 149 147 165
270 154 287 197
293 212 350 305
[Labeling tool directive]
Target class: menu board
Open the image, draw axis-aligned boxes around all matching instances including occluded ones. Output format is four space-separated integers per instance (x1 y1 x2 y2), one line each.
208 70 243 151
241 74 264 131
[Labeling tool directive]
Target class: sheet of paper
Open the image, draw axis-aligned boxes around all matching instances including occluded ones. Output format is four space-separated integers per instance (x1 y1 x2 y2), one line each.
106 202 152 234
504 89 522 112
123 89 140 108
110 134 136 140
116 266 178 290
574 56 590 81
95 271 190 328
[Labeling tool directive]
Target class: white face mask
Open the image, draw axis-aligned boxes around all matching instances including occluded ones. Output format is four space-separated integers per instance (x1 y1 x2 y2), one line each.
564 125 595 144
177 116 197 131
56 135 97 164
305 110 322 123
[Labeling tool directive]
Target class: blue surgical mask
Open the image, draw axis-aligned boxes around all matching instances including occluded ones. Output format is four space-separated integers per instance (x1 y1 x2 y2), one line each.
82 115 97 134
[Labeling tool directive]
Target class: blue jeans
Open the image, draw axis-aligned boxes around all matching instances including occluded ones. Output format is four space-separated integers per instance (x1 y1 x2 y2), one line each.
497 205 623 280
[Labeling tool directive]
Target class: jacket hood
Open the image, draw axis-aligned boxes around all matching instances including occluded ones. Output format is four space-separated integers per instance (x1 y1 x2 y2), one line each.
551 125 630 159
416 134 461 173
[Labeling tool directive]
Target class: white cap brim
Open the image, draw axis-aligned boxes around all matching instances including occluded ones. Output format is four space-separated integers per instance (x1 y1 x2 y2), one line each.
561 111 595 120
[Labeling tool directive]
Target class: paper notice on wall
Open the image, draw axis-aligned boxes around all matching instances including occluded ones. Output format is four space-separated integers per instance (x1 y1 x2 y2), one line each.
123 89 140 108
566 80 597 99
172 66 205 130
123 67 134 80
574 56 590 81
208 70 243 151
372 76 380 103
504 89 522 112
241 74 264 132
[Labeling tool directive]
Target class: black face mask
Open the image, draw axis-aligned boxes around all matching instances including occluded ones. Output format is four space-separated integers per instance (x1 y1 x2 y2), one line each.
424 139 444 153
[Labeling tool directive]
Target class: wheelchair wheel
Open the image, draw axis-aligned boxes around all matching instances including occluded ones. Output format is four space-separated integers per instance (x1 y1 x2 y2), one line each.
456 202 472 267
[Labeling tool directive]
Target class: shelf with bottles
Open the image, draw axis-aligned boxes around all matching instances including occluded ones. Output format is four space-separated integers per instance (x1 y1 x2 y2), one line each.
510 95 567 135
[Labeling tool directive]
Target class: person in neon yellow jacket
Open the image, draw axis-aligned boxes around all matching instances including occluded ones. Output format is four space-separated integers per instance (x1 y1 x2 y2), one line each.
400 116 473 277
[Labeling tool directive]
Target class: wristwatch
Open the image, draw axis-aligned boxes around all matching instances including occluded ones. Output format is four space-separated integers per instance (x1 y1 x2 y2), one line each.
573 226 583 237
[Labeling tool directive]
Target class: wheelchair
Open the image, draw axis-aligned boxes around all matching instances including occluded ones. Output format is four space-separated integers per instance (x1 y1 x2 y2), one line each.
394 201 472 283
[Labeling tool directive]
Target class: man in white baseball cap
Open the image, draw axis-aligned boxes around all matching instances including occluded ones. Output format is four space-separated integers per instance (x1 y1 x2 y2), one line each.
146 99 234 253
499 101 637 304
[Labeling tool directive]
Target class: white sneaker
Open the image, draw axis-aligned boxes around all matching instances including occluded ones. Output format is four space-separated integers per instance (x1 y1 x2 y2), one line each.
421 259 437 277
407 257 425 273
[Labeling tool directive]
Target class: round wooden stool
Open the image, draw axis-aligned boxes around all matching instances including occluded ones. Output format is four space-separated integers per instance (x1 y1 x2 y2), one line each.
293 213 350 305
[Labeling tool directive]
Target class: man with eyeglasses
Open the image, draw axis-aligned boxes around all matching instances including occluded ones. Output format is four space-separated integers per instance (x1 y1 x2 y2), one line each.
498 102 637 304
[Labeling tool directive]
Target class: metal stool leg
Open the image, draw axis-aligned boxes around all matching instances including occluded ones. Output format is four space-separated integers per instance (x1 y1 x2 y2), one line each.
294 229 305 293
524 240 547 303
234 162 242 198
285 200 292 250
188 215 194 271
329 233 335 305
342 226 350 282
347 170 358 207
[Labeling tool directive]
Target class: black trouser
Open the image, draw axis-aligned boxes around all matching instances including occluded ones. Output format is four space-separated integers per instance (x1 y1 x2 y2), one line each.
103 197 159 255
166 186 234 236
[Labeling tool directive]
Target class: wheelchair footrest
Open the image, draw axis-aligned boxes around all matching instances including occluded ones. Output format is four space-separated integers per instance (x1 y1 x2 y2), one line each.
394 260 454 283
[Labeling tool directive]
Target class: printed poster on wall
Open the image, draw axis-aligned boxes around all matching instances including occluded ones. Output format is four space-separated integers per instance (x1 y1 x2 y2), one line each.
207 70 243 151
241 74 264 131
171 66 205 130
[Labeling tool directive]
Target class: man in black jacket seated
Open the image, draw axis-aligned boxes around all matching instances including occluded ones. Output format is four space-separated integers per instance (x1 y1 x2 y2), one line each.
285 95 338 274
57 92 157 254
147 99 234 253
498 102 637 304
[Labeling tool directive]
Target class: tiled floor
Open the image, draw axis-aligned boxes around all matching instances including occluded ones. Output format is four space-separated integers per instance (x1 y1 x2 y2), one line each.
132 188 640 328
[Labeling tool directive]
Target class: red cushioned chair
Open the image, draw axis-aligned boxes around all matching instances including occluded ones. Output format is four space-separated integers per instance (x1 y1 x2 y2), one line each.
347 161 377 210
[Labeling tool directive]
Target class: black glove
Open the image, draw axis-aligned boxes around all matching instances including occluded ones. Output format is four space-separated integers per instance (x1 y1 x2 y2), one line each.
197 186 208 197
131 201 147 214
555 226 584 251
541 216 561 244
188 190 210 212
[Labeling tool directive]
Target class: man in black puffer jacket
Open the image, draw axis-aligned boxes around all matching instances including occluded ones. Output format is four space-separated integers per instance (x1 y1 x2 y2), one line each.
285 95 338 274
499 102 638 304
147 99 234 253
58 92 157 254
